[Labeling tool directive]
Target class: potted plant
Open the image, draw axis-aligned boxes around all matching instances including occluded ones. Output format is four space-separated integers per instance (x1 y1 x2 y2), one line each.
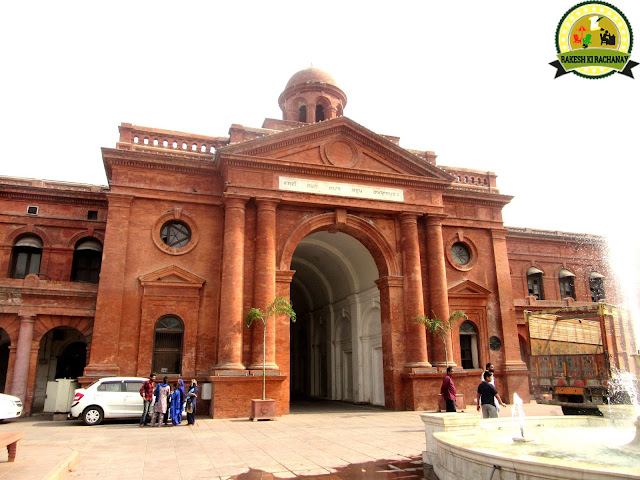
413 310 468 367
245 295 296 420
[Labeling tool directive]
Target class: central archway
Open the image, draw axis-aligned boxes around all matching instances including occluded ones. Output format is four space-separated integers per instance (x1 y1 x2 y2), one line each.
289 231 384 406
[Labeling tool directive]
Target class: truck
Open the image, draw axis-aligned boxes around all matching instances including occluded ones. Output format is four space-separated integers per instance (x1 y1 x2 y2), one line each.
525 303 637 415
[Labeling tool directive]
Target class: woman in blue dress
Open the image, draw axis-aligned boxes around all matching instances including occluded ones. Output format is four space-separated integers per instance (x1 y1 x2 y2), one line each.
169 382 183 426
186 379 198 425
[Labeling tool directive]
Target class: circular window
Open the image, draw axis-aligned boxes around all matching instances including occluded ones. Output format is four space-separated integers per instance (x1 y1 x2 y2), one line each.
152 210 199 255
489 336 502 351
161 221 191 248
451 242 471 266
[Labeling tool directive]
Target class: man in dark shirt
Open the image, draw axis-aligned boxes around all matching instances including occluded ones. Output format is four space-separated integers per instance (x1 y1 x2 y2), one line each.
440 366 457 412
139 373 156 427
476 371 506 418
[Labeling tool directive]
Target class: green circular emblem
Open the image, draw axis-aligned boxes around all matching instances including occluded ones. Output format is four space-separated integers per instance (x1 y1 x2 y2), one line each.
555 1 633 79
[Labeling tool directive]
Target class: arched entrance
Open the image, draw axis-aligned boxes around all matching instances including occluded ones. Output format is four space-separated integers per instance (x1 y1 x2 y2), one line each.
289 231 384 406
0 329 9 393
33 327 87 412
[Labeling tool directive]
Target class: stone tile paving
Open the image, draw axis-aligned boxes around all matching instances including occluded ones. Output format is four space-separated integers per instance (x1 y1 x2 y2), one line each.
0 401 563 479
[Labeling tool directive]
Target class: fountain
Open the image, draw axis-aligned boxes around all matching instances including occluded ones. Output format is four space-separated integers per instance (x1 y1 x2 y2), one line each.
421 373 640 480
511 392 532 443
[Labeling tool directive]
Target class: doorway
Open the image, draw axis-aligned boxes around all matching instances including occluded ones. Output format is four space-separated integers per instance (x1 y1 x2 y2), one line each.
289 231 384 406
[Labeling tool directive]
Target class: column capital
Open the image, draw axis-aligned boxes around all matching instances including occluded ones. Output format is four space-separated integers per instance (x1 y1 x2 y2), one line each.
223 194 251 207
276 270 296 284
426 213 448 226
491 228 508 240
255 197 281 209
106 193 134 208
399 212 421 225
374 275 404 290
17 312 36 323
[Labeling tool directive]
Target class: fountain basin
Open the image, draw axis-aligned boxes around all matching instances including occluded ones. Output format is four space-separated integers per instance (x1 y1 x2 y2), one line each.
421 413 639 480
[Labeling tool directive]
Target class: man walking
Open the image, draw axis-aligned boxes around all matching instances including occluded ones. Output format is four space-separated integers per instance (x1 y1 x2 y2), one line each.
482 362 501 412
139 373 156 427
440 366 457 412
477 371 506 418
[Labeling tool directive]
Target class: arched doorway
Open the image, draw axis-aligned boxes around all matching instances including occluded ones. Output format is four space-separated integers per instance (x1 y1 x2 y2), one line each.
33 327 87 412
0 329 10 393
289 231 384 406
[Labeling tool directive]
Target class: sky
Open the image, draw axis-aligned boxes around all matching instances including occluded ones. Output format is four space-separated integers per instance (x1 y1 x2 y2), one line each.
1 1 639 322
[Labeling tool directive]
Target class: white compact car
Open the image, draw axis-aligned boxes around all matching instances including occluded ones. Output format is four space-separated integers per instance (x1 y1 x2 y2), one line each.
0 393 23 421
69 377 148 425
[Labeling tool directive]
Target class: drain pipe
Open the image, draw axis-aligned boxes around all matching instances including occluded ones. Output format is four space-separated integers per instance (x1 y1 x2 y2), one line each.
489 464 502 480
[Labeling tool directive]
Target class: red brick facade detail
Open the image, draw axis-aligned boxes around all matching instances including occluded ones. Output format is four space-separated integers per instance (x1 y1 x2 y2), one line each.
0 68 630 418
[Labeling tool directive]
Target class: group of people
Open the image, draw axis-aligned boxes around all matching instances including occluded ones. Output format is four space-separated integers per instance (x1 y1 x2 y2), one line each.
440 362 506 418
139 374 198 427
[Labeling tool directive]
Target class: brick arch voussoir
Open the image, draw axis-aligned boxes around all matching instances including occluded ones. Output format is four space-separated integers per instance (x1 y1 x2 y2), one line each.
0 317 21 345
67 230 105 249
5 225 52 247
32 316 91 344
279 213 399 277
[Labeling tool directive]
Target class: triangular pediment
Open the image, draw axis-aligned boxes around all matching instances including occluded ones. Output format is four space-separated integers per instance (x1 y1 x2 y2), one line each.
139 265 205 287
448 280 492 297
218 116 453 181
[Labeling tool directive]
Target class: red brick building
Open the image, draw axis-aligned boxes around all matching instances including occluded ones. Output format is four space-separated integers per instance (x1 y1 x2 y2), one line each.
0 68 627 417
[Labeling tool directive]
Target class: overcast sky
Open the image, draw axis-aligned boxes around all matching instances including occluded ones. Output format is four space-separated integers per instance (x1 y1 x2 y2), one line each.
1 1 638 320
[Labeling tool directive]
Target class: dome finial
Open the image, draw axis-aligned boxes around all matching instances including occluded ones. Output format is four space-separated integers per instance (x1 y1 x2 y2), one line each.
278 68 347 124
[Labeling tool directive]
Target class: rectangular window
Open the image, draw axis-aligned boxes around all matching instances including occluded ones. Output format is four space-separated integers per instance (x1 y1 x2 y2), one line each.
559 277 575 299
27 206 38 215
87 210 98 220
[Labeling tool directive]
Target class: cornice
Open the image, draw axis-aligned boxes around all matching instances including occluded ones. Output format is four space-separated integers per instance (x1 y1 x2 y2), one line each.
505 227 605 244
443 189 513 208
222 155 451 190
0 189 108 207
102 147 221 179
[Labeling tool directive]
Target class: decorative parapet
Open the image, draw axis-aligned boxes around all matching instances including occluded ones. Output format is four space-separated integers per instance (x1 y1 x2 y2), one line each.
117 123 229 155
440 166 498 191
506 226 606 245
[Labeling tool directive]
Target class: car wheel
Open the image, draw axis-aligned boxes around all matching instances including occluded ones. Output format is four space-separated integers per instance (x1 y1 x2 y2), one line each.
82 406 104 426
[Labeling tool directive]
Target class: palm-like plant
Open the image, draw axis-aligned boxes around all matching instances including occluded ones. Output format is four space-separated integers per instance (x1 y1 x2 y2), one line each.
245 296 296 400
413 310 468 366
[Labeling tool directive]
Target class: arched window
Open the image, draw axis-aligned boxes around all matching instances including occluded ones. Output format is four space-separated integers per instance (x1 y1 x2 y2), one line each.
71 239 103 284
10 235 43 278
527 266 545 300
559 269 576 299
153 316 184 374
589 272 606 302
298 105 307 123
459 321 479 369
315 104 325 122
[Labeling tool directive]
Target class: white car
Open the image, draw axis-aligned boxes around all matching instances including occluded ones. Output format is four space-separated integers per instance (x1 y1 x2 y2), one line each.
0 393 23 421
69 377 148 425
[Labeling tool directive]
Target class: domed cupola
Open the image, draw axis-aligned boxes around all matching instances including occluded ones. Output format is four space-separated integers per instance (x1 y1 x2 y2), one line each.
279 67 347 124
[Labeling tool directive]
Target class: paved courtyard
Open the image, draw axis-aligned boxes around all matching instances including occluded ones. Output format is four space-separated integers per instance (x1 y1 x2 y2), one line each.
0 401 563 479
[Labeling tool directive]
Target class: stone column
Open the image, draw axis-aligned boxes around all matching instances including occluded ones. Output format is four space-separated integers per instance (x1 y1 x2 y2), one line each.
249 198 279 370
275 270 295 413
10 313 36 403
400 213 430 368
215 196 249 371
491 228 527 370
425 214 455 368
83 194 133 377
491 228 529 402
375 275 406 409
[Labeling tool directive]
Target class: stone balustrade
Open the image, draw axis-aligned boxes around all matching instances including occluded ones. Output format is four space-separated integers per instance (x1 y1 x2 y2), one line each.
117 123 229 155
440 166 497 190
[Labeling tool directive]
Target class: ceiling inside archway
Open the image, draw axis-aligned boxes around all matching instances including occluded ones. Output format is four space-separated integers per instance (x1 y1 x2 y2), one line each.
290 231 378 315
